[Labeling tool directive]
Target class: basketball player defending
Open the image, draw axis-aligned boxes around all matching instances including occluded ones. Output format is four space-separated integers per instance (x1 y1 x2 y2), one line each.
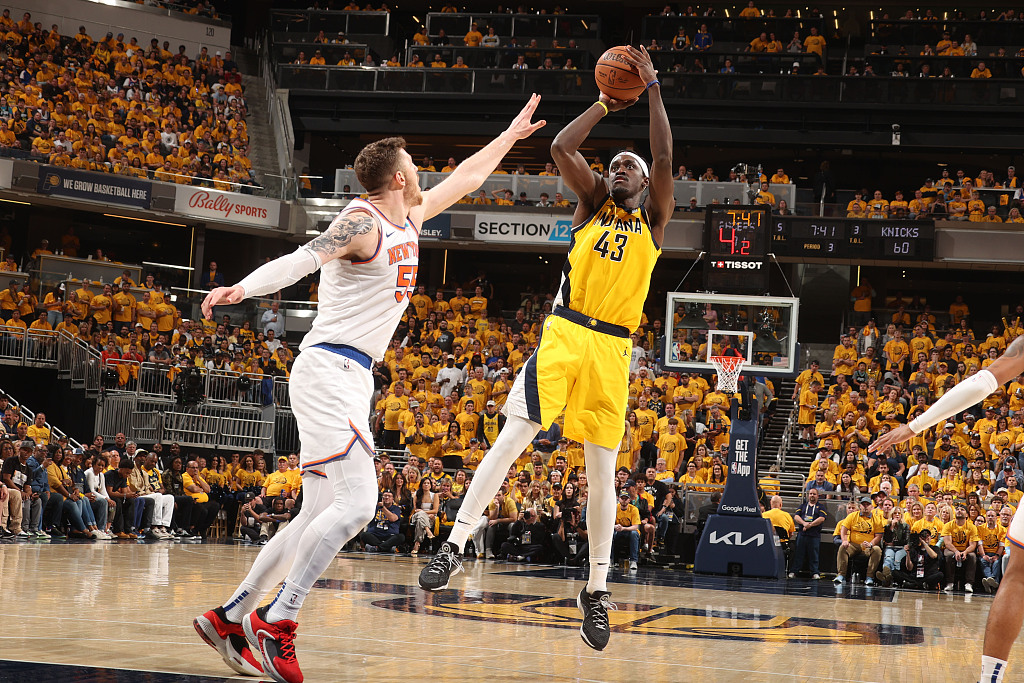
871 335 1024 683
192 96 544 683
419 46 673 652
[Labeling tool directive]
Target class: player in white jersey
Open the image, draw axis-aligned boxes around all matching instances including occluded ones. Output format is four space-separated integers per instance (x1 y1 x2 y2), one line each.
192 96 545 683
870 334 1024 683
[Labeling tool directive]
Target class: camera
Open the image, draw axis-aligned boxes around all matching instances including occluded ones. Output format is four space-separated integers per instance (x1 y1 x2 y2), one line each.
173 365 205 406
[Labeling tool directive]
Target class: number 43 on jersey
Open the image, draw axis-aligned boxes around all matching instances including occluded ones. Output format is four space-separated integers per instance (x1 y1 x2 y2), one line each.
592 230 628 262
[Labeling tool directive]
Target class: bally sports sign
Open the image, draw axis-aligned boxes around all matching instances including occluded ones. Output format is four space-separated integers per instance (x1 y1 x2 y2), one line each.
174 187 282 227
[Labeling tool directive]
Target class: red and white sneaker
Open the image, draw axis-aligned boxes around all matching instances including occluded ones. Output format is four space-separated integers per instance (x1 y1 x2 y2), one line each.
243 605 303 683
193 606 264 676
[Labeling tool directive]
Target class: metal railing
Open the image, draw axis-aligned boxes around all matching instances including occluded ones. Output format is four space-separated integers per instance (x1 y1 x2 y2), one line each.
270 10 390 36
0 383 84 451
276 64 594 97
0 328 59 367
642 14 828 44
869 18 1024 47
279 63 1024 108
332 168 799 208
401 46 593 70
424 12 600 40
261 30 298 191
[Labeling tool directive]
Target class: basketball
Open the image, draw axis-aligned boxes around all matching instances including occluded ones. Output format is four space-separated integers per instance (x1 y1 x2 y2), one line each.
595 46 645 100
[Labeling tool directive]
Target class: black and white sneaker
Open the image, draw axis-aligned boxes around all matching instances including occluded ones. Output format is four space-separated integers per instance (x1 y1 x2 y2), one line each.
577 588 616 651
418 542 463 591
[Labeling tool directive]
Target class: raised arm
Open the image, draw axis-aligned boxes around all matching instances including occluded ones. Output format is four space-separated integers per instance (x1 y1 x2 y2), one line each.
550 102 614 220
632 46 675 241
200 209 379 317
415 94 545 222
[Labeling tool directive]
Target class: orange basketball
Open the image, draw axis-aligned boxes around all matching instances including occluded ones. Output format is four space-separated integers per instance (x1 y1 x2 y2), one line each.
594 46 645 100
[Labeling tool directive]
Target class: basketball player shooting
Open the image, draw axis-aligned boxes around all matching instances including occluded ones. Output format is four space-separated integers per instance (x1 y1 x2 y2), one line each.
870 335 1024 683
418 45 673 652
191 95 545 683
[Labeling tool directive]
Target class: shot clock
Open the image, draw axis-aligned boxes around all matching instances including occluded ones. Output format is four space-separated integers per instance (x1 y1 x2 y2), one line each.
703 205 771 293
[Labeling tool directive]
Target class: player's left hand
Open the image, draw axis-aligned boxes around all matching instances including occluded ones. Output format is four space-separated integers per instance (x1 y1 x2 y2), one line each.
868 424 915 453
201 285 245 319
504 93 546 141
624 45 658 87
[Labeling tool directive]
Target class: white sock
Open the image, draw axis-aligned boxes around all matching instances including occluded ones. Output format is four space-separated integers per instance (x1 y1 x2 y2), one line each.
447 416 539 552
266 580 310 623
222 581 263 623
584 440 617 594
981 655 1008 683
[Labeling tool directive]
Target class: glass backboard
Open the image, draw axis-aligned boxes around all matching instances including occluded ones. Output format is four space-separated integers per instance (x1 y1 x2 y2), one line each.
663 292 800 376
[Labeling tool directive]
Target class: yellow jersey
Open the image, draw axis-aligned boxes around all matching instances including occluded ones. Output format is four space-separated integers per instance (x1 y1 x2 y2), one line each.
558 196 661 330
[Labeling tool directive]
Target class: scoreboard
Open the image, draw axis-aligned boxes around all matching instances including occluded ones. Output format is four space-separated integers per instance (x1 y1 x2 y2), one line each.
771 216 936 260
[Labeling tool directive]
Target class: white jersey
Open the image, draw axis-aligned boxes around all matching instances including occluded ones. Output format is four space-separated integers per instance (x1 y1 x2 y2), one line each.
299 198 419 359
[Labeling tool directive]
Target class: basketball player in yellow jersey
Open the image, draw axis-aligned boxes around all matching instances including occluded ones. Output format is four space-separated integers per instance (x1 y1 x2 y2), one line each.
420 45 673 653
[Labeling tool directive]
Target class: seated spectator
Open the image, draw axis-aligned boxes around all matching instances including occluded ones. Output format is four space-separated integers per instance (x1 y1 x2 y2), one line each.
469 487 518 559
941 504 979 592
613 489 641 570
834 495 883 585
358 490 404 551
183 460 220 538
891 527 943 588
498 507 552 561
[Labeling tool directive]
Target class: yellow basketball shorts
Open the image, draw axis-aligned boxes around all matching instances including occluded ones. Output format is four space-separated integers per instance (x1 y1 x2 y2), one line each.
504 313 630 449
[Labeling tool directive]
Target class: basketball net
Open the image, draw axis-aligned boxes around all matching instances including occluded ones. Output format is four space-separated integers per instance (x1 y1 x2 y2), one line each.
710 355 744 394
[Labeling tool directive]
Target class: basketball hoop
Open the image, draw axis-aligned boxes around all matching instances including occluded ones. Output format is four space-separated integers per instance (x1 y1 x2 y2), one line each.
710 355 745 394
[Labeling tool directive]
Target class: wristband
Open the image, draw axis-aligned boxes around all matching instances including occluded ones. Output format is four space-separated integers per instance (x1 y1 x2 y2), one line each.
595 100 609 116
645 79 661 90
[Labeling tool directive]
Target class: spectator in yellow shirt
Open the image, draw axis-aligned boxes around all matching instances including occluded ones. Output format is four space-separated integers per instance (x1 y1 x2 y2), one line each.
739 1 761 18
464 22 483 47
971 62 992 78
866 190 889 218
846 191 867 217
614 490 642 569
803 27 826 56
835 497 883 584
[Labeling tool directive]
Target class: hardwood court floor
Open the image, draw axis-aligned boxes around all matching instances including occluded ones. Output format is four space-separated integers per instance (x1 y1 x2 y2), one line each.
0 539 1018 682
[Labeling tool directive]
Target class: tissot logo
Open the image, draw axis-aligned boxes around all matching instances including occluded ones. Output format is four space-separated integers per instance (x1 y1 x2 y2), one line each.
708 530 765 546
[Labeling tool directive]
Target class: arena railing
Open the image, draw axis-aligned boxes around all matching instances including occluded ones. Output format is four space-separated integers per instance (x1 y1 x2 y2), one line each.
166 286 318 332
400 45 594 70
0 327 59 368
332 168 799 208
642 15 829 45
0 149 297 202
270 9 390 35
0 384 84 451
279 64 1024 108
869 18 1024 47
423 12 601 40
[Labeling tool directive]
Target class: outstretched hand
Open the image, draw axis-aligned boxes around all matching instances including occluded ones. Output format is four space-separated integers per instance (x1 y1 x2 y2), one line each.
867 424 915 453
201 285 245 319
504 93 546 141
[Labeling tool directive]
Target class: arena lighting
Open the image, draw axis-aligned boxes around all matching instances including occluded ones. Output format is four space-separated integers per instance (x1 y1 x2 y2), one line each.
104 214 186 227
0 198 29 205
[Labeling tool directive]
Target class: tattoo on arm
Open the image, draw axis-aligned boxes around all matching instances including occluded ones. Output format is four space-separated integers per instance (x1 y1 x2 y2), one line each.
1004 335 1024 360
305 212 376 259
